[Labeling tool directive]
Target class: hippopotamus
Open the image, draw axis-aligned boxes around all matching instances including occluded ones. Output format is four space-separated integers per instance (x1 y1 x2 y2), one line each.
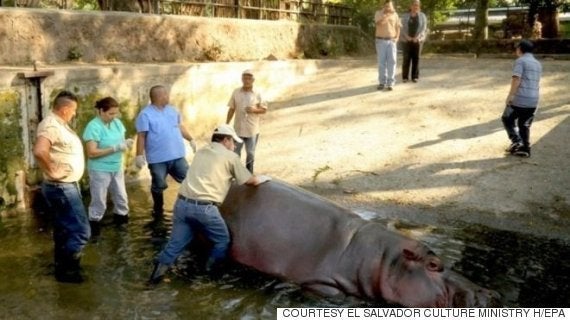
219 180 500 307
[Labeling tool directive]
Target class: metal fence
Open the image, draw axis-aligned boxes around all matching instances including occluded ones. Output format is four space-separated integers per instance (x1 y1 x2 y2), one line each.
158 0 353 25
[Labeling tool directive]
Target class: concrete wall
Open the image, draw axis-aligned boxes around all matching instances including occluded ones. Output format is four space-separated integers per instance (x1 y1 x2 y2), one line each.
0 7 370 65
0 7 372 209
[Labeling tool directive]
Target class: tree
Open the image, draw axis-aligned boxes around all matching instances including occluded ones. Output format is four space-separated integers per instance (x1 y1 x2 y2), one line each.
473 0 490 39
519 0 570 38
97 0 157 12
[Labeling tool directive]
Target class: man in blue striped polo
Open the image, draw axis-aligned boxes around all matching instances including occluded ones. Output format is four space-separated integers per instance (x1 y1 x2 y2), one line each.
502 39 542 157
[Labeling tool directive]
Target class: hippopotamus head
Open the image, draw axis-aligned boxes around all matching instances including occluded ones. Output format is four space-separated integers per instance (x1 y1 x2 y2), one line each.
378 241 500 307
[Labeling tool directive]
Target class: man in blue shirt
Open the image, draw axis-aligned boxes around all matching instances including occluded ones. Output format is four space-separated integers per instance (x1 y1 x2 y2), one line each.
135 85 196 216
502 39 542 158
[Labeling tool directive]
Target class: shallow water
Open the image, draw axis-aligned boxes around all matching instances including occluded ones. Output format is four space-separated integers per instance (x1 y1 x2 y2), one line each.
0 185 568 319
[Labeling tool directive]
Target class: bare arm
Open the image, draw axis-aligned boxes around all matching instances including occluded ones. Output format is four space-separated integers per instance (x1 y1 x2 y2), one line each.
506 76 521 104
85 140 116 159
33 136 65 180
179 124 194 142
244 175 271 186
136 132 146 156
246 104 267 114
226 108 235 124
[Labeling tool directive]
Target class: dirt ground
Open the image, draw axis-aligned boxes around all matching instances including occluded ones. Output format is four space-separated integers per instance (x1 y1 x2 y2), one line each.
252 55 570 240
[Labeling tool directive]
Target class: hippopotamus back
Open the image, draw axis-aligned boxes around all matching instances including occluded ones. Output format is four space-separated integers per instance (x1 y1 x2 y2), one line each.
220 180 500 307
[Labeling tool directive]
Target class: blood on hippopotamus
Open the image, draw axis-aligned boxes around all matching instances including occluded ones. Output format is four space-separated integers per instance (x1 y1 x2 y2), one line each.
219 180 501 307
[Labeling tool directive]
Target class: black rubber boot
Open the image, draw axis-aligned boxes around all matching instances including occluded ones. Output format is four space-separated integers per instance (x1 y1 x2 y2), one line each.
148 262 169 285
151 191 164 217
55 252 84 284
89 220 101 242
113 214 129 226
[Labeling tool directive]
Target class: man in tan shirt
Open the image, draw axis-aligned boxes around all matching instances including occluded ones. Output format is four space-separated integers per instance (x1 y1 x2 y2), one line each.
226 69 268 173
149 124 271 284
374 1 401 91
33 90 90 283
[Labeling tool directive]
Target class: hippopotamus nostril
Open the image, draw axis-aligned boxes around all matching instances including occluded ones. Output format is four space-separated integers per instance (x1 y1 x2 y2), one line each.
426 257 444 272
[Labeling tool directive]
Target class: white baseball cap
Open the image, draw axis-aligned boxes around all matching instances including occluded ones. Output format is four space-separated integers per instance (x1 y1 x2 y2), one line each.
242 69 254 76
213 124 243 143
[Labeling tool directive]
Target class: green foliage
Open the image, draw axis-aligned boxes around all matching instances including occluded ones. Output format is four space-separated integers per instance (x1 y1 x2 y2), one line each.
67 46 83 61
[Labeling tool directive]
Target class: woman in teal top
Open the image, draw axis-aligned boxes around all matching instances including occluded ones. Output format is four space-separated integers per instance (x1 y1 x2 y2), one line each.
82 97 133 238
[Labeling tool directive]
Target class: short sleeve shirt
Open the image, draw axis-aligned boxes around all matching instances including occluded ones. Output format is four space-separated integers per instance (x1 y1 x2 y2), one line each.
512 53 542 108
227 88 267 137
375 10 401 38
178 142 252 204
82 117 126 172
36 112 85 183
135 104 186 163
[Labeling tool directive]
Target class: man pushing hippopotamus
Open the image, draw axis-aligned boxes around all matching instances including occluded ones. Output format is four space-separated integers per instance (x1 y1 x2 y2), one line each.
219 180 501 308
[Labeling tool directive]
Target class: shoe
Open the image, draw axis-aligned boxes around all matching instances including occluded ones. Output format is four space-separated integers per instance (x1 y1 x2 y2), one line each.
412 79 418 83
55 252 85 283
514 146 531 157
377 84 385 90
505 142 522 154
386 86 393 91
403 79 409 83
148 262 169 285
113 214 129 226
89 220 101 241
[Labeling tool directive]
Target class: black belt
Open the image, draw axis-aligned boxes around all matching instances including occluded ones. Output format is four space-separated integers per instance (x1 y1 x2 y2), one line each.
376 37 393 40
177 195 218 206
44 180 76 186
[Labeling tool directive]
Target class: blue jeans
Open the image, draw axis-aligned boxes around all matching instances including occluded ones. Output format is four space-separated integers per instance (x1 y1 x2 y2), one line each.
501 104 536 147
234 134 259 173
148 157 189 193
375 39 398 86
88 170 129 221
41 182 90 256
157 198 230 266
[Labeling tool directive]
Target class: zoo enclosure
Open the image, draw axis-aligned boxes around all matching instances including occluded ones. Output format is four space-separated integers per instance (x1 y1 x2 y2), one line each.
158 0 353 25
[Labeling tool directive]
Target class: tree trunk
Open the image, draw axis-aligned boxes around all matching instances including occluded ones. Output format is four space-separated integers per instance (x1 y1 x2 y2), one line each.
473 0 489 40
538 7 559 38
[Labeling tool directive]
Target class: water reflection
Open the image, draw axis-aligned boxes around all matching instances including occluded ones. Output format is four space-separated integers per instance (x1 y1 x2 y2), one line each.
0 186 568 318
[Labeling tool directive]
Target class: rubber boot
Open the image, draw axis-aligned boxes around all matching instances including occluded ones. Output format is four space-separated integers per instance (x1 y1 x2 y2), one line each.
89 220 101 242
151 191 164 217
55 252 84 283
148 261 169 285
113 214 129 226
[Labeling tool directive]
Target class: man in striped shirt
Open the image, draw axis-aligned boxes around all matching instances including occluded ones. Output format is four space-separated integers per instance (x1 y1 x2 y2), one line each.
502 39 542 157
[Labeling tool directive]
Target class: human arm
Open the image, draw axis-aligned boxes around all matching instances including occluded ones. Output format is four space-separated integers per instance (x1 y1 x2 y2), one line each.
33 136 68 180
85 139 134 159
506 76 521 105
135 132 147 168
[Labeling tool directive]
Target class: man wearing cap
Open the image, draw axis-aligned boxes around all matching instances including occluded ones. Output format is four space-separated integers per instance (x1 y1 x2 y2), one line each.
149 124 271 284
502 39 542 157
226 69 268 173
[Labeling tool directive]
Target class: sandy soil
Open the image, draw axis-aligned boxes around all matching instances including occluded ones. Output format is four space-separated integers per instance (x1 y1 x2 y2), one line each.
253 55 570 240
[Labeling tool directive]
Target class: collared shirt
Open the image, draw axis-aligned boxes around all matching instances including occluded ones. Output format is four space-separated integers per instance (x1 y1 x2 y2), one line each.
36 111 84 183
512 53 542 108
135 104 186 163
228 87 267 137
179 142 252 204
82 116 126 172
374 10 401 39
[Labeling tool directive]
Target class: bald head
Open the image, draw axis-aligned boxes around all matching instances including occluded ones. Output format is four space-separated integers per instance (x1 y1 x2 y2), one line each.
149 85 169 107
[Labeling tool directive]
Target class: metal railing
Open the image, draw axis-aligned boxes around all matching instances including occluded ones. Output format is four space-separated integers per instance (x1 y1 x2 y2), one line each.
158 0 353 25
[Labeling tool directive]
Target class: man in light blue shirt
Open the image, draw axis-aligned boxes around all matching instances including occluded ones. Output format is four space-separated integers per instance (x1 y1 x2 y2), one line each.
502 39 542 158
135 85 196 217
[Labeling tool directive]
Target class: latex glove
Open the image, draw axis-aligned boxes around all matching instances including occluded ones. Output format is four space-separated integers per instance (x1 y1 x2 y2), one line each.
256 175 272 185
189 140 197 153
135 155 147 169
113 138 134 152
125 138 135 148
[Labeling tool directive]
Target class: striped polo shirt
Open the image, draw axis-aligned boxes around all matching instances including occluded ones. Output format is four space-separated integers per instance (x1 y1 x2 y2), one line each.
512 53 542 108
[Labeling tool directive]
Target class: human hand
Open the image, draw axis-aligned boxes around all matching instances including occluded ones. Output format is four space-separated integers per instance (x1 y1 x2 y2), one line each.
135 155 147 169
256 175 272 185
189 140 197 153
506 94 514 105
125 138 134 148
245 106 254 113
114 138 135 152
